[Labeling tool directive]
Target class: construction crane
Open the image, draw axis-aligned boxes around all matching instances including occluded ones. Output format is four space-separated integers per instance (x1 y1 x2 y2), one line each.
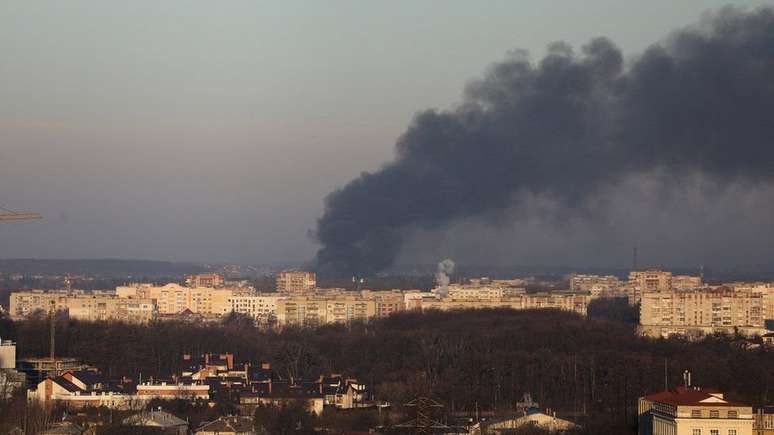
0 204 42 221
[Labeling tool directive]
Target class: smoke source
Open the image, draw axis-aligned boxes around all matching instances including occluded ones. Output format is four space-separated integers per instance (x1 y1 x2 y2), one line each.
434 259 455 296
314 7 774 277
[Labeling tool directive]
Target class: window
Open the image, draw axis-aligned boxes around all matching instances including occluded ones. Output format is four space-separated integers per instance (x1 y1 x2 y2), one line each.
693 430 701 435
728 430 736 435
728 410 737 418
692 410 702 418
710 430 719 435
710 410 720 418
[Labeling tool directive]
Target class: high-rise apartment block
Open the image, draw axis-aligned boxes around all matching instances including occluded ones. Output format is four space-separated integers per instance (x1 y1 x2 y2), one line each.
276 270 316 293
639 287 766 338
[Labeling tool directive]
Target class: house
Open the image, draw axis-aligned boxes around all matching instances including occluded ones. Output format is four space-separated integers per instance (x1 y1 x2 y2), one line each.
27 372 136 410
638 386 753 435
469 409 578 434
123 409 189 435
195 416 255 435
136 380 210 400
319 375 371 409
240 380 325 416
40 422 84 435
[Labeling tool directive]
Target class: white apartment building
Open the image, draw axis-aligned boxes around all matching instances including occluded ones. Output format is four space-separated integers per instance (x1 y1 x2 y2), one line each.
224 294 283 323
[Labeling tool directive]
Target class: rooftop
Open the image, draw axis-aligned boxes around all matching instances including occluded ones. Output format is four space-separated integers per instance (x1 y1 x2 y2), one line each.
644 387 745 407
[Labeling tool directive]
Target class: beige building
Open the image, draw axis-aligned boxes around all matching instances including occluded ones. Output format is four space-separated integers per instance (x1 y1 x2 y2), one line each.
276 293 376 326
639 287 765 338
638 386 752 435
629 270 674 304
185 273 224 288
570 274 623 294
421 293 589 316
276 270 316 294
361 290 405 317
754 407 774 435
673 275 703 290
9 291 155 322
117 283 237 316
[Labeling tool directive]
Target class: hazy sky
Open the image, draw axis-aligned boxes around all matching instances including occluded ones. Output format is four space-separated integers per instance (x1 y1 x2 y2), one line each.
1 1 773 267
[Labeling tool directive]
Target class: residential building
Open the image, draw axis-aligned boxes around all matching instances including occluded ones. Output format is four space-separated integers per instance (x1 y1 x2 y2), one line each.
135 380 210 400
673 275 703 290
362 290 405 318
276 270 316 294
639 287 765 338
0 340 24 399
420 293 589 316
629 270 673 304
470 410 578 434
195 416 255 435
9 291 155 322
0 337 15 369
27 371 137 410
276 293 376 326
224 294 283 324
754 407 774 435
116 283 238 316
638 386 753 435
123 410 189 435
570 274 623 294
186 273 225 288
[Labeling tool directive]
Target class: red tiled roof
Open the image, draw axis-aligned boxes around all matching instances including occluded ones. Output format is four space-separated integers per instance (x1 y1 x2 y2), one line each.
644 387 744 407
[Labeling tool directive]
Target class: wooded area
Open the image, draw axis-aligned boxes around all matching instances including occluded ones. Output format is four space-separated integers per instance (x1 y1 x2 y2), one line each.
1 301 771 434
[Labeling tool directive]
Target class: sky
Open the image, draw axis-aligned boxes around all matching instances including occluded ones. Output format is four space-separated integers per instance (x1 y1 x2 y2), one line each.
1 1 773 268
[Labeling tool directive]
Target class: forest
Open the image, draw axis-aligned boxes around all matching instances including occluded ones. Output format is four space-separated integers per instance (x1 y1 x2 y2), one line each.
0 300 771 434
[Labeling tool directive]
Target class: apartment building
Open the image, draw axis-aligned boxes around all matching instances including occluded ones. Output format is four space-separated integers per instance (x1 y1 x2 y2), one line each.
9 290 70 318
361 290 405 317
224 294 284 323
276 294 376 326
117 283 238 316
185 273 224 288
628 270 674 304
9 291 155 322
639 287 765 338
276 270 316 294
570 274 623 293
445 284 505 300
638 386 753 435
421 293 589 316
673 275 703 290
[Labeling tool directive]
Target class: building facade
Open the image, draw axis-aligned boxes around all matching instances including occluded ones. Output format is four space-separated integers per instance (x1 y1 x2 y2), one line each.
638 386 753 435
639 287 765 338
276 271 316 294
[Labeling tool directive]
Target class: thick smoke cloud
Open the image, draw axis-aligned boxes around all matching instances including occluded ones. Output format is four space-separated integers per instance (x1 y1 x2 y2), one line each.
315 7 774 277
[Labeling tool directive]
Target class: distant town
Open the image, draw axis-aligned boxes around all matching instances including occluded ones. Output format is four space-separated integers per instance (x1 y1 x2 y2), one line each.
2 267 774 434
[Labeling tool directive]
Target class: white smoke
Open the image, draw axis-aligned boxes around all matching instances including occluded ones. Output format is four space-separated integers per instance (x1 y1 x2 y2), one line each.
434 258 455 297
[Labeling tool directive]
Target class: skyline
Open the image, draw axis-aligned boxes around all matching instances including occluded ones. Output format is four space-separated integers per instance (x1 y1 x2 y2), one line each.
2 1 774 270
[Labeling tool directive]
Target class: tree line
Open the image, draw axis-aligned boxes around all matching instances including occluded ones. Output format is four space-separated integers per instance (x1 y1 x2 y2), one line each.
1 301 772 434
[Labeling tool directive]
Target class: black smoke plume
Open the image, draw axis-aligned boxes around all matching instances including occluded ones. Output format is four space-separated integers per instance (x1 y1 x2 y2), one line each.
315 7 774 277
